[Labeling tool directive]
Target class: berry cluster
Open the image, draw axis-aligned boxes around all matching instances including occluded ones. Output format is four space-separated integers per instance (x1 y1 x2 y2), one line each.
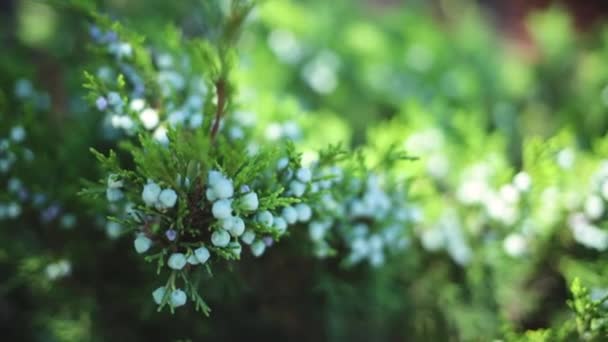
1 90 76 228
96 136 319 312
0 125 30 220
305 169 415 267
567 161 608 251
90 26 208 146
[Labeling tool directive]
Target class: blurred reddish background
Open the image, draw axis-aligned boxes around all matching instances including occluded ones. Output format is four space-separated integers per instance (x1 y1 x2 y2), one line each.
370 0 608 60
485 0 608 50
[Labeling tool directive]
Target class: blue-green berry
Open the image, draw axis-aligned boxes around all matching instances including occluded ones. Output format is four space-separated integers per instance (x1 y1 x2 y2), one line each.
295 203 312 222
158 188 178 208
309 222 326 241
142 182 161 206
212 199 232 219
229 216 246 237
289 181 306 197
257 210 274 227
241 230 256 245
187 254 199 265
296 168 312 182
274 217 287 234
240 192 259 211
152 286 166 305
220 217 234 230
282 206 298 224
212 178 234 199
194 246 210 264
170 289 187 307
211 229 231 247
106 188 124 202
167 253 187 270
134 235 152 254
251 239 266 257
206 188 217 201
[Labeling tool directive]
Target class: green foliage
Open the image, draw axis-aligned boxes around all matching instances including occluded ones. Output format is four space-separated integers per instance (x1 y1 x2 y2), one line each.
569 278 608 340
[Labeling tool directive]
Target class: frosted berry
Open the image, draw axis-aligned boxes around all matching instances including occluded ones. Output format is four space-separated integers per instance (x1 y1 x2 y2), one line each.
240 192 259 211
211 229 231 247
289 180 306 197
220 217 234 230
187 254 199 265
212 199 232 219
296 168 312 182
206 188 217 201
277 157 289 170
142 182 162 206
106 188 124 202
273 217 287 234
139 108 159 130
241 230 256 245
251 240 266 257
229 216 246 237
152 286 166 305
167 253 187 270
107 92 122 107
158 188 178 208
170 289 187 307
212 178 234 199
309 221 327 241
282 206 298 224
194 246 210 264
208 170 223 184
295 203 312 222
257 210 274 227
134 234 152 254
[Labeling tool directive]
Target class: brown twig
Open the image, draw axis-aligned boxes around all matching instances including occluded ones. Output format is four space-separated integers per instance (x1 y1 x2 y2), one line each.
210 78 226 142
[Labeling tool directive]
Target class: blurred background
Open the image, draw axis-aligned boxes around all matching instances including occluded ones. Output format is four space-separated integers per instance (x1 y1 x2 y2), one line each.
3 0 608 341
